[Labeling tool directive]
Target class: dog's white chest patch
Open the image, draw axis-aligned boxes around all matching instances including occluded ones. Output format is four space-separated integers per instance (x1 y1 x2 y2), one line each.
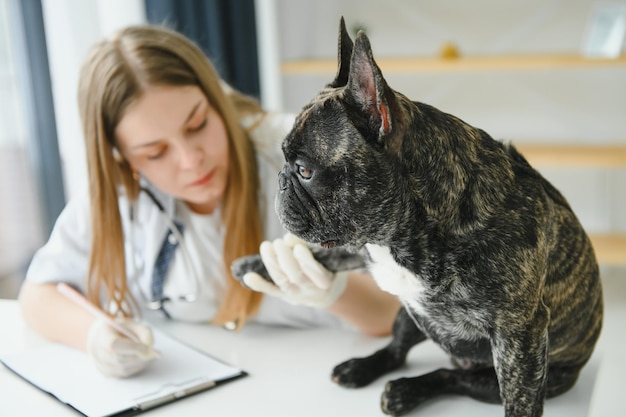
365 244 427 314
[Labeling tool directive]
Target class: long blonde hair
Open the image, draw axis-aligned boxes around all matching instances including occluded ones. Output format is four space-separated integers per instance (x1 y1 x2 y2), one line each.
77 24 264 327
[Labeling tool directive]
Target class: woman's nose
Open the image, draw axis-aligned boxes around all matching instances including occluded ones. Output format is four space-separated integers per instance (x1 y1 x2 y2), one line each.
177 140 203 170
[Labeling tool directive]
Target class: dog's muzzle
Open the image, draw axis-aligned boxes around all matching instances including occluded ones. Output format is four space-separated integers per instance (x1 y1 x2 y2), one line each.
278 170 289 192
275 168 320 237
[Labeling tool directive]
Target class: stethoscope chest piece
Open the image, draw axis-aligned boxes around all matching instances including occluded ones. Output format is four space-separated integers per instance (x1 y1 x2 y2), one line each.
147 300 164 310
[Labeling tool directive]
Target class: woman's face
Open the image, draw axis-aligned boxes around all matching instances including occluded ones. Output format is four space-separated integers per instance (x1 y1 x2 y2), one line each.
116 85 229 214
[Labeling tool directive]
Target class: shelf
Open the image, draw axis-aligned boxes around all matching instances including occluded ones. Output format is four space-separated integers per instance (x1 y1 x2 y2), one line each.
589 234 626 266
281 54 626 74
516 144 626 167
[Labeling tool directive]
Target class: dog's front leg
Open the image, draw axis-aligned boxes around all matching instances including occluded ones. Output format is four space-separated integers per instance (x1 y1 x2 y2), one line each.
332 306 427 388
231 247 365 284
492 301 550 417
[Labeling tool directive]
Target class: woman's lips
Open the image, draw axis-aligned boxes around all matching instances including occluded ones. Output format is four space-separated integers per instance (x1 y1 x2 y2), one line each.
191 170 214 187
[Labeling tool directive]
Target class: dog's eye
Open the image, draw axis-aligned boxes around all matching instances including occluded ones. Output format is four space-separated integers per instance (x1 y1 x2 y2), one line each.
296 164 313 180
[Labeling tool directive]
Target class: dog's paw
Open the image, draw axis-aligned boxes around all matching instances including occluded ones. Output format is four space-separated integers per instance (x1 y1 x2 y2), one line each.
332 357 381 388
230 246 365 286
230 254 273 285
332 348 409 388
381 377 427 416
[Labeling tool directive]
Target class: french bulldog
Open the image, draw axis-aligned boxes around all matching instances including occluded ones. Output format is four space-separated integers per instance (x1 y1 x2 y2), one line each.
232 18 603 417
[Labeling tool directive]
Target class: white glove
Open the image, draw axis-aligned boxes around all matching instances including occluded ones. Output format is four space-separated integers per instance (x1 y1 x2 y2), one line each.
86 317 156 378
243 233 348 308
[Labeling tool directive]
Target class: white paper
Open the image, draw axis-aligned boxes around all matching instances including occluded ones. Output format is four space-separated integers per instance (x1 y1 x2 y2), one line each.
1 328 244 417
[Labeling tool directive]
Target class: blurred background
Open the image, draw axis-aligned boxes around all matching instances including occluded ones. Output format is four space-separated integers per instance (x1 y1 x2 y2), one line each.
1 0 624 299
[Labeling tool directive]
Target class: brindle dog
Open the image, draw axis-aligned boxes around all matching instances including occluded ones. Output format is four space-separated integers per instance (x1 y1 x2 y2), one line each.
232 18 603 417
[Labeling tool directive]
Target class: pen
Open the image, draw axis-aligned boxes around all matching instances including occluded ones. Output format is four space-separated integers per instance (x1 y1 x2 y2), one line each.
135 379 217 410
56 282 160 358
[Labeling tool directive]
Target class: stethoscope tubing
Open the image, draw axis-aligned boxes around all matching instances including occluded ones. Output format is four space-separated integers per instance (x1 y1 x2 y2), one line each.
130 187 201 310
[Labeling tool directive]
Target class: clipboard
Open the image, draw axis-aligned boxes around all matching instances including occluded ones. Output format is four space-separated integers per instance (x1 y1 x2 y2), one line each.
0 327 247 417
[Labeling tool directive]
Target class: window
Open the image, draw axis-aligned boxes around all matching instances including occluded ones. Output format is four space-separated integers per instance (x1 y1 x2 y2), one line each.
0 0 62 296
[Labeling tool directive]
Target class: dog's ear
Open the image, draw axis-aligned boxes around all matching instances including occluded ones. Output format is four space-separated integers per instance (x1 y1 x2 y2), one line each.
329 17 353 88
346 31 392 139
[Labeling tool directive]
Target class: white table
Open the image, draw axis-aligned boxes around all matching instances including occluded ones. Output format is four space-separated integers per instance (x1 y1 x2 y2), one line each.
0 298 618 417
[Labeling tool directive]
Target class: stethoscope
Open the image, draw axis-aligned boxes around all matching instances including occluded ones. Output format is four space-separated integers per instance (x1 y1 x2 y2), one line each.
130 186 201 312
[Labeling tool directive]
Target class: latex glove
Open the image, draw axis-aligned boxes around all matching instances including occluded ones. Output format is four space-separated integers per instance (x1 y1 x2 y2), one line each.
86 317 156 378
243 233 348 308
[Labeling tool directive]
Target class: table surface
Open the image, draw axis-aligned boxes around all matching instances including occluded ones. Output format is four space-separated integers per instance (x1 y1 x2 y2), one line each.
0 298 621 417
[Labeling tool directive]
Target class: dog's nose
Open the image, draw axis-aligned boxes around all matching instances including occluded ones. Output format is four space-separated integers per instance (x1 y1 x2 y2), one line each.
278 171 289 191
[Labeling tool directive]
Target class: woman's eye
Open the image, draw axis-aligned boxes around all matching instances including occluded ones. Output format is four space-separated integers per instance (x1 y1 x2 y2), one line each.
189 118 207 133
147 148 166 160
297 164 313 180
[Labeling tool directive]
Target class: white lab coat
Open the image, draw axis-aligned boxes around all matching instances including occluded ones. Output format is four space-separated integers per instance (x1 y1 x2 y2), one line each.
26 112 351 330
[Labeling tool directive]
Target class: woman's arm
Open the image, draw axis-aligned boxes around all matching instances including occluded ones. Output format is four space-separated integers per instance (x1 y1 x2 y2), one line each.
20 281 157 378
327 270 400 337
18 281 96 350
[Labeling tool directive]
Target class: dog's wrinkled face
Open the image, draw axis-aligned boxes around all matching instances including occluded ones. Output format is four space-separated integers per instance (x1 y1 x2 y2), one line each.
276 99 388 249
276 22 408 250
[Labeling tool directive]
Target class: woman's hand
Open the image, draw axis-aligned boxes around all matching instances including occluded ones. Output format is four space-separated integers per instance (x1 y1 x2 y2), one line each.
86 317 157 378
243 233 348 308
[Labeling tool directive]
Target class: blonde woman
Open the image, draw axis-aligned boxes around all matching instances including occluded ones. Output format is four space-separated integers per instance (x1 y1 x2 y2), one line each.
18 25 399 378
